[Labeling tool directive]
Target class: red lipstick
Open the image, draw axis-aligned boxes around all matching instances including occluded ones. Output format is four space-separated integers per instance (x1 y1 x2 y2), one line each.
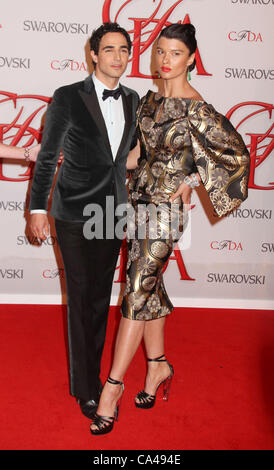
161 67 171 72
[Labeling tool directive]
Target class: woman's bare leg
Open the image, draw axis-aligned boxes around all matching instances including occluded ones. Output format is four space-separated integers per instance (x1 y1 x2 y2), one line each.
91 314 172 430
144 316 166 359
135 316 171 402
91 317 144 430
110 317 145 380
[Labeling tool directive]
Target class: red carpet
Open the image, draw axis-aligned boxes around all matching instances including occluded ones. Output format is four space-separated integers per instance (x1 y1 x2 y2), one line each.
0 304 273 450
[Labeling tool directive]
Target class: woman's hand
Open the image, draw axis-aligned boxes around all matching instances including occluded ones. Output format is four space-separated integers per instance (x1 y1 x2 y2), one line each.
126 141 140 170
28 144 41 162
169 173 201 209
28 145 64 164
57 151 64 165
169 182 193 209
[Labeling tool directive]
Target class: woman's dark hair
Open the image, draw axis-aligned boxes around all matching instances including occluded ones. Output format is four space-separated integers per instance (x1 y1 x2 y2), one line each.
158 23 197 71
89 22 132 67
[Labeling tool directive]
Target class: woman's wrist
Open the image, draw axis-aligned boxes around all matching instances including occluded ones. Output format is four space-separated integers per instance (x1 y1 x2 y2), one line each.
184 172 200 189
24 147 31 162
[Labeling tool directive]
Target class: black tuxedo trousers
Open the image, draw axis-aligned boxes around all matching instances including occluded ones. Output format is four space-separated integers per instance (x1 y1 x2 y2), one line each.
55 218 122 401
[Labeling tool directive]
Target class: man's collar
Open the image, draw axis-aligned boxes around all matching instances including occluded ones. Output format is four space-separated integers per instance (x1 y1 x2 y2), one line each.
92 73 120 94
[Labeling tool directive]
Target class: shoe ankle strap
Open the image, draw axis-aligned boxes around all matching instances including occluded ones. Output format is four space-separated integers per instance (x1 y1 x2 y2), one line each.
147 354 166 362
107 376 123 386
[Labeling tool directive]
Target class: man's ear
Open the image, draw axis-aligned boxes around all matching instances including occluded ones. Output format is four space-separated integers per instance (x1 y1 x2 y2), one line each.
90 50 98 64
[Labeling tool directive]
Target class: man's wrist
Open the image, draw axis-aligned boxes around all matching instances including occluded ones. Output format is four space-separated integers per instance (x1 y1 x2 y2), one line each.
30 210 47 215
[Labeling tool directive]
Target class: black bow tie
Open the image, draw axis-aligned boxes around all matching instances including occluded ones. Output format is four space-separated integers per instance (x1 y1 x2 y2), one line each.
102 88 121 101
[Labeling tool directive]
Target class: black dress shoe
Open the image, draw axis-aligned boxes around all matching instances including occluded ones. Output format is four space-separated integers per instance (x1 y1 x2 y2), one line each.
78 398 98 419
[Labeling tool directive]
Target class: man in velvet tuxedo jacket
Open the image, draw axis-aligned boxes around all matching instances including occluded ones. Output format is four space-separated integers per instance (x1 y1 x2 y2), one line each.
28 23 139 419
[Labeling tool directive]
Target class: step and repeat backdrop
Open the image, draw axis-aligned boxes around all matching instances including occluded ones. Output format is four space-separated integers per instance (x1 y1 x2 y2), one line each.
0 0 273 308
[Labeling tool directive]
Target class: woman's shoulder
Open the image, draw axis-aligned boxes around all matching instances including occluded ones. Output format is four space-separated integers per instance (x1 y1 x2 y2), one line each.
182 84 203 101
187 99 236 135
137 91 155 113
189 91 204 102
140 90 153 101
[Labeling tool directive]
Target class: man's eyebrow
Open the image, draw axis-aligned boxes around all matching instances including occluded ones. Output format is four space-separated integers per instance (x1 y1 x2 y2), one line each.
157 46 183 52
102 45 129 50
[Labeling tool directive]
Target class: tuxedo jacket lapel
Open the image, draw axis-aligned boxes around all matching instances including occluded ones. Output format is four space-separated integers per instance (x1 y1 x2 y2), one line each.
78 76 113 157
78 76 133 161
115 86 132 161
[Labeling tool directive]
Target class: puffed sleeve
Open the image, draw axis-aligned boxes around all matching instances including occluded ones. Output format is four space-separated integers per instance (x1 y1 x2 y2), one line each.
188 101 250 217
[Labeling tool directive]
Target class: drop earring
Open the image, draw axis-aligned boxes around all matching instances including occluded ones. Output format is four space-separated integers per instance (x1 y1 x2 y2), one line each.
187 68 191 81
157 71 161 79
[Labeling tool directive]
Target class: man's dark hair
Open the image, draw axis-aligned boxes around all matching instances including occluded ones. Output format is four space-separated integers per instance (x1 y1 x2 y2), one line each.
89 22 132 67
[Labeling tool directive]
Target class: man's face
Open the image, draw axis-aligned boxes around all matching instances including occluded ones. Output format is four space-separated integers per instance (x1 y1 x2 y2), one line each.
90 32 130 83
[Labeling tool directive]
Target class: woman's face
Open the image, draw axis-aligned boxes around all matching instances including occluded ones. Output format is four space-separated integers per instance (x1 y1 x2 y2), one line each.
156 36 195 80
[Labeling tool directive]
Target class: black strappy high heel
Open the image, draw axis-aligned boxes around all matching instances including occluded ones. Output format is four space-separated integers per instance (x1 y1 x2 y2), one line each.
90 377 124 435
135 354 174 409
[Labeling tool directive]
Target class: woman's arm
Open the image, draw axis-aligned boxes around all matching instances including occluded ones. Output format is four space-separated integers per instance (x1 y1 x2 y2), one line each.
188 102 250 217
0 142 41 162
126 140 140 170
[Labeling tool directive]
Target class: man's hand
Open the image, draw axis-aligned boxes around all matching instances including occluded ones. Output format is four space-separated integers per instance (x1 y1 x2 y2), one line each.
29 213 50 241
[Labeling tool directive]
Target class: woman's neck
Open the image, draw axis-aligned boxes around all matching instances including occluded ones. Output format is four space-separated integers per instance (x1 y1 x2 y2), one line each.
162 77 192 98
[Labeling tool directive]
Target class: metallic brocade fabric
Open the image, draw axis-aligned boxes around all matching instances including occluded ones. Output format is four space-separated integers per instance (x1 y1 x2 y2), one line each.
121 91 250 320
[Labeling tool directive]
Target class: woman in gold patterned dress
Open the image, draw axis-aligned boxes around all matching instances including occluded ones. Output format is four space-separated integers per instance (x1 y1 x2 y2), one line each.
90 24 250 435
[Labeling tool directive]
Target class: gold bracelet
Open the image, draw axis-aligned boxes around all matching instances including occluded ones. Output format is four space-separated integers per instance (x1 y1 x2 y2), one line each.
24 147 30 162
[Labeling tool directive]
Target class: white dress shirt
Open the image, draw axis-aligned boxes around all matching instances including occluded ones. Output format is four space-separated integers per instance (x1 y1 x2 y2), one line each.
92 73 125 160
31 73 125 215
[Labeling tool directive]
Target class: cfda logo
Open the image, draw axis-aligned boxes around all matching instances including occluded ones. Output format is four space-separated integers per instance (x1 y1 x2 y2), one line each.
228 30 263 41
50 59 88 72
210 240 243 251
